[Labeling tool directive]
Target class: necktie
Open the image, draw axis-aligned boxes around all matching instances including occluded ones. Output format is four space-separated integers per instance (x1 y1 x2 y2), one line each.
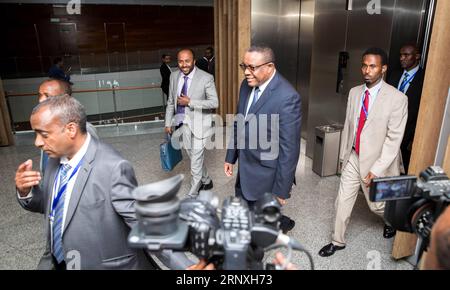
52 163 71 263
399 72 409 93
176 76 189 125
247 87 260 116
355 90 370 155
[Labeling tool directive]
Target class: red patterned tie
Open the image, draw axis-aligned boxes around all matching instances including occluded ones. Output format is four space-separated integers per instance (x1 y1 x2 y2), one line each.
355 90 370 155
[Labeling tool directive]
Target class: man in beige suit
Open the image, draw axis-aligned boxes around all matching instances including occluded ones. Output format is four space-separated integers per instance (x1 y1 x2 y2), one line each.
319 47 408 257
165 48 219 197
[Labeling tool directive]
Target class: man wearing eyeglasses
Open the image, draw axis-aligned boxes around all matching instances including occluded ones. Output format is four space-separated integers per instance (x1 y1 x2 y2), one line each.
224 46 302 234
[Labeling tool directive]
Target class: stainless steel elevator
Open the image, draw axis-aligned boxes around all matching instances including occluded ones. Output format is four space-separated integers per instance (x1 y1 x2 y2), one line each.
251 0 431 159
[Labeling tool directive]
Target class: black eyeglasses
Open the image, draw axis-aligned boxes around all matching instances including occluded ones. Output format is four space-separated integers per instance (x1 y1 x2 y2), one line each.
239 61 273 72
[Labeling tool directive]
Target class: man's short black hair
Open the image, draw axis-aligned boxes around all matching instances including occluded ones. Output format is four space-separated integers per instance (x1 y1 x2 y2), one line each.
401 42 421 54
206 47 214 54
363 47 388 66
162 54 170 59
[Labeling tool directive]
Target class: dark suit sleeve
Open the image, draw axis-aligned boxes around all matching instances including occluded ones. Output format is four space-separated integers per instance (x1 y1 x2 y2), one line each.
225 113 239 164
272 92 302 199
225 82 246 164
16 186 46 214
110 160 139 228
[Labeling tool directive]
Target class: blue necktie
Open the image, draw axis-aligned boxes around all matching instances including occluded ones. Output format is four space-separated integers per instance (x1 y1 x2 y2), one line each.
52 163 71 264
399 72 409 93
176 76 189 125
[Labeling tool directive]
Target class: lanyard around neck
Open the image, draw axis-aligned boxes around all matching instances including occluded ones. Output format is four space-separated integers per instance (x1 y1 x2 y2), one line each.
50 159 84 215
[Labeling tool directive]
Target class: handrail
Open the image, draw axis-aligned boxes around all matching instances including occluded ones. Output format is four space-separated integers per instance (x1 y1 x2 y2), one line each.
4 84 161 98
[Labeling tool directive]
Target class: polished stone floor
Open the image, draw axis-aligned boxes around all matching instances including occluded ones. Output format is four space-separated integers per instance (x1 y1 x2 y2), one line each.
0 122 413 270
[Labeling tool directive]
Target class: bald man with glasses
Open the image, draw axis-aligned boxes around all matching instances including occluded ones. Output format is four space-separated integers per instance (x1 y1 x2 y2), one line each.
225 46 302 234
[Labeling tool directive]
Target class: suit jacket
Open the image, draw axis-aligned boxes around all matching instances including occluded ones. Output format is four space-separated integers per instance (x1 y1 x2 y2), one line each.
160 63 172 96
387 67 424 145
339 80 408 178
164 67 219 139
225 72 302 201
18 138 154 270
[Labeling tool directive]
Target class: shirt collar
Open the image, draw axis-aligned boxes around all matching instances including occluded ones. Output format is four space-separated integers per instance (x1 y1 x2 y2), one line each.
404 65 420 76
60 133 91 167
363 79 383 98
257 69 277 93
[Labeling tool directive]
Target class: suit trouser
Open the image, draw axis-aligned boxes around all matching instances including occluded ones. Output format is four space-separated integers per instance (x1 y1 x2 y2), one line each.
179 124 211 195
332 150 385 246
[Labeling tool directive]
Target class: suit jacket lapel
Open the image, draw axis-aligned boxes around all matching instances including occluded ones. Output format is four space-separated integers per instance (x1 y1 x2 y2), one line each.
62 138 97 235
245 72 279 121
188 69 201 98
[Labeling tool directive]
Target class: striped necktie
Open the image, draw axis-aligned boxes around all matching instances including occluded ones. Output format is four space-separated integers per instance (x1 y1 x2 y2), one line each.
399 72 409 93
52 163 71 264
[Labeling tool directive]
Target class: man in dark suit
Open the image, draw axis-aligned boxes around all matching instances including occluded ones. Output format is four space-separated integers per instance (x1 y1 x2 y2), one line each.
160 54 172 103
196 47 215 78
15 95 192 270
224 46 301 234
388 43 424 172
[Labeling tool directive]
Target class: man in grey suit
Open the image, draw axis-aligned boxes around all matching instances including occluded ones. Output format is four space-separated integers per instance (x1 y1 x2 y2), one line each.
165 48 219 197
224 46 302 234
15 96 192 269
319 48 408 257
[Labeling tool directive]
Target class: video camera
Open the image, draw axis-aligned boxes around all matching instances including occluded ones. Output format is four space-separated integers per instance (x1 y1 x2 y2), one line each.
369 166 450 256
128 174 312 270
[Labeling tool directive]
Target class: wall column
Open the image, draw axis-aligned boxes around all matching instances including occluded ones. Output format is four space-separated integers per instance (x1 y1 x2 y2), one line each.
392 0 450 259
214 0 251 119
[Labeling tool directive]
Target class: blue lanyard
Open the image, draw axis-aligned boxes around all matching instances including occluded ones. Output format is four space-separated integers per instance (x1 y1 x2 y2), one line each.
50 159 84 216
399 71 418 92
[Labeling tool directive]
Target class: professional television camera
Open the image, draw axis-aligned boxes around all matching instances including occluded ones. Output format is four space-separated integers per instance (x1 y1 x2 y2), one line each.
128 174 313 270
369 166 450 260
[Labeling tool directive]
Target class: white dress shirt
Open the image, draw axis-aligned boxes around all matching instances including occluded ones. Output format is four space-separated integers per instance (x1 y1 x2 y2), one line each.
51 133 91 231
245 69 277 116
177 67 196 97
352 80 383 145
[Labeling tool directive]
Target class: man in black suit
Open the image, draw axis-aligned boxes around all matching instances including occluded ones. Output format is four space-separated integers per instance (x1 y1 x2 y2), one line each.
196 47 215 78
387 43 425 172
160 54 172 103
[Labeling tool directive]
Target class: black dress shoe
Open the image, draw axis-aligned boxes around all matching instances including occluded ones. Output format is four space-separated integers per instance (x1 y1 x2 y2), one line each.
318 243 346 257
383 224 396 239
199 180 214 191
280 215 295 234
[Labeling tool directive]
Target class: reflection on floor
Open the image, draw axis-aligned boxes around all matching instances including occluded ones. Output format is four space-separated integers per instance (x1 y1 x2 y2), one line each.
0 122 413 270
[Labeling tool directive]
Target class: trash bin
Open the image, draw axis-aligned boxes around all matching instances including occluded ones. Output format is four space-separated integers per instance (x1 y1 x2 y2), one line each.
312 124 343 177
